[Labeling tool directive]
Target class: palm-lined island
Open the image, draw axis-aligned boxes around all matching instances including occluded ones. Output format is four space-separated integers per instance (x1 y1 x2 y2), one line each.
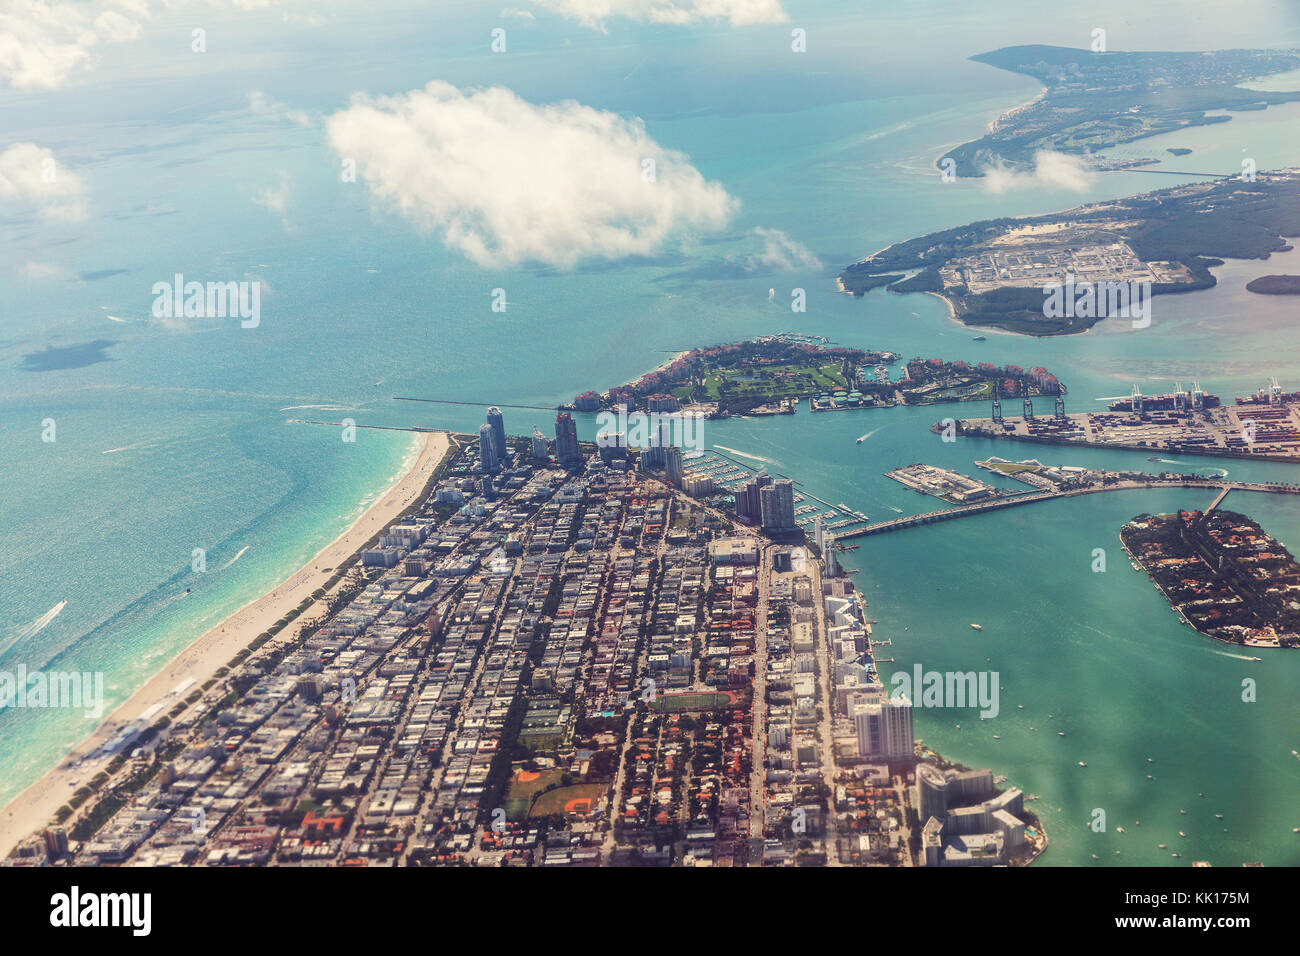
1121 509 1300 649
572 337 1064 419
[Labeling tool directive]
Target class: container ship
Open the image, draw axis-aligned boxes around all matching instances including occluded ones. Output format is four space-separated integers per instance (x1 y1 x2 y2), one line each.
1108 391 1219 412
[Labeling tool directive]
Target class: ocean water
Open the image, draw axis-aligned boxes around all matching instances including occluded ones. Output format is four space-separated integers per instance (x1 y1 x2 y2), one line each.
1 0 1298 861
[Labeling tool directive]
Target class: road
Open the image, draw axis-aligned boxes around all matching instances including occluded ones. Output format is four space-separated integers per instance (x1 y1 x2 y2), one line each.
839 479 1300 539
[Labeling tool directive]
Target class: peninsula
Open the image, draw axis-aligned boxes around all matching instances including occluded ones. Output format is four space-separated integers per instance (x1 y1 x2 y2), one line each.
940 44 1300 177
840 170 1300 334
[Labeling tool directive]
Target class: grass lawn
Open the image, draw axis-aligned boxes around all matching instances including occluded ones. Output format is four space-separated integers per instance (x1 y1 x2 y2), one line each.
528 783 608 818
503 768 565 820
669 360 852 405
648 691 735 713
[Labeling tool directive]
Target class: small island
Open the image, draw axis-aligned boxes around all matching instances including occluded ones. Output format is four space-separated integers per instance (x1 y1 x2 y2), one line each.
1166 147 1193 156
572 337 896 418
1246 274 1300 295
1121 509 1300 649
573 337 1064 419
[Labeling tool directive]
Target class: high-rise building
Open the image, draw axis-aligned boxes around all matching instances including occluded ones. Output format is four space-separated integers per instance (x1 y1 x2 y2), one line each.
597 429 627 463
555 411 580 466
852 693 914 760
760 478 795 532
825 538 841 577
641 417 672 470
682 473 715 497
478 423 500 473
530 425 549 461
916 763 949 822
664 445 684 485
736 472 772 524
486 406 508 461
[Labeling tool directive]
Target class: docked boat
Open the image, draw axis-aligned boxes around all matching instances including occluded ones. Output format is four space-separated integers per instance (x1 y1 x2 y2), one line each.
1158 843 1167 849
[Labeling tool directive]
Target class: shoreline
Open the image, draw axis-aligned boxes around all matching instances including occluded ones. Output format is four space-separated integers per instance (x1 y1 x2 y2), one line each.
0 430 452 857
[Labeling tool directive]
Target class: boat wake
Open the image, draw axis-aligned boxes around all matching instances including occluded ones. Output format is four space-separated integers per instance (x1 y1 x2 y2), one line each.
1212 650 1261 661
279 404 358 413
0 601 68 659
713 445 774 465
220 546 251 571
102 439 159 455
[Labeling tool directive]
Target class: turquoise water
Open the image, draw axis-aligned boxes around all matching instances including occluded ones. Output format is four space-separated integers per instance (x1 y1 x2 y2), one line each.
2 0 1299 862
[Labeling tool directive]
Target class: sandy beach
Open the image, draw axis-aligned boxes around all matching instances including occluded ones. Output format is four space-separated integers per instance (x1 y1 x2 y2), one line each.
0 429 452 857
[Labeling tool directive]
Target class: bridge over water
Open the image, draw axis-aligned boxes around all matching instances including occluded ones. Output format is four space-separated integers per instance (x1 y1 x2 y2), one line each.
838 480 1300 539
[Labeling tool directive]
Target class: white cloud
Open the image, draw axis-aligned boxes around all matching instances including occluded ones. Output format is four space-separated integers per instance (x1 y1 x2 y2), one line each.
529 0 787 27
326 81 737 268
249 90 312 127
252 173 292 228
0 143 86 221
0 0 150 90
981 150 1097 194
0 0 320 89
743 227 820 271
18 261 74 281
